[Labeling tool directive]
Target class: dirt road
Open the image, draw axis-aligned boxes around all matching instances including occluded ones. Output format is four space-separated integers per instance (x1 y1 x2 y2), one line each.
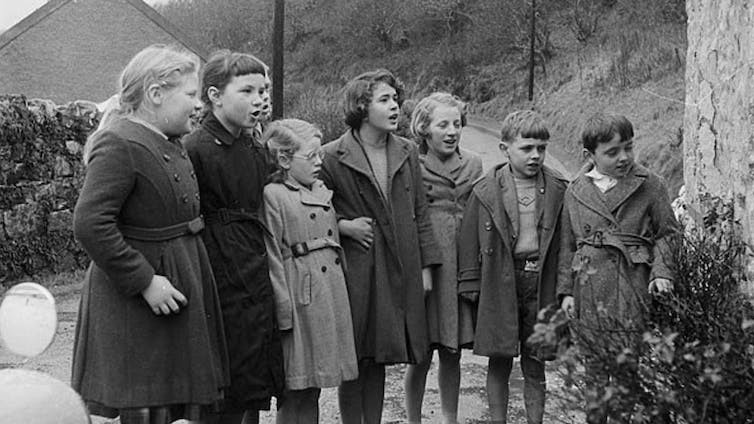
0 121 575 423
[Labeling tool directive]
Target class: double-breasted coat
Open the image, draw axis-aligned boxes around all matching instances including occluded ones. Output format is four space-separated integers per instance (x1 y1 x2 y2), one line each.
72 118 229 416
183 113 284 411
263 179 358 390
419 148 483 351
556 163 677 323
457 163 568 357
320 130 442 364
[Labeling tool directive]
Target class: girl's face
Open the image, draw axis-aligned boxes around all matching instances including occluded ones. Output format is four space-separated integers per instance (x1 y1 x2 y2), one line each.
213 73 269 135
286 136 323 188
158 72 201 137
425 104 462 160
363 82 399 133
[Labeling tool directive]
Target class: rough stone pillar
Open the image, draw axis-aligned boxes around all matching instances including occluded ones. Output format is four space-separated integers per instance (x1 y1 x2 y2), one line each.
684 0 754 291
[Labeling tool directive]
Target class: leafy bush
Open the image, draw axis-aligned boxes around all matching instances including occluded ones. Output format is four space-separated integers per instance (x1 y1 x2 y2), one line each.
284 83 347 143
530 197 754 423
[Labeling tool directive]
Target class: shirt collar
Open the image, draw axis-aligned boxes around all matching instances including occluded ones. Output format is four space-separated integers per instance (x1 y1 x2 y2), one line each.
202 112 245 146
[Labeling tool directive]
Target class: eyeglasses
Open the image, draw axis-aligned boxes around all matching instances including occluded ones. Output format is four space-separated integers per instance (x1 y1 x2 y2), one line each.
292 149 325 162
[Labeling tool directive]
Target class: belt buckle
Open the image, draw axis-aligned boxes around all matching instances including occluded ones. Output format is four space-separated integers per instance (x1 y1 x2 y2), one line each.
524 259 539 272
187 217 204 234
292 242 309 257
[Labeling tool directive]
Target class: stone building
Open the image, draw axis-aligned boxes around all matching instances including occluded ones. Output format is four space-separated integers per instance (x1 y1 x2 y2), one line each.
0 0 207 104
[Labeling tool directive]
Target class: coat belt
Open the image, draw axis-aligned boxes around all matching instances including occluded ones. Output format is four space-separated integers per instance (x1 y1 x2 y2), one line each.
576 230 652 265
119 216 204 242
204 207 271 236
281 237 341 259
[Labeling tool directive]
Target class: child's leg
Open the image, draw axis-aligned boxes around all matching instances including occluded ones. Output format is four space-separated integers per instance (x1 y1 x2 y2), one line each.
298 388 321 423
338 374 363 424
276 392 300 424
241 410 259 424
520 355 546 424
404 352 432 423
277 389 320 424
486 356 514 423
437 349 461 424
361 360 386 424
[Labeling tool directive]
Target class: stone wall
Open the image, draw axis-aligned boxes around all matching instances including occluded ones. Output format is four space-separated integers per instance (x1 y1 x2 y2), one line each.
0 95 98 284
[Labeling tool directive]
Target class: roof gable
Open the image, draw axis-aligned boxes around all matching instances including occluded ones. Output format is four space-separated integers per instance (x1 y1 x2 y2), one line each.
0 0 207 60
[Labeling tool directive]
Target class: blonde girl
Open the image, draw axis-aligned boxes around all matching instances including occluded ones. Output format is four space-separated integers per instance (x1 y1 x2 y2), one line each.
263 119 358 424
72 44 228 424
403 92 483 424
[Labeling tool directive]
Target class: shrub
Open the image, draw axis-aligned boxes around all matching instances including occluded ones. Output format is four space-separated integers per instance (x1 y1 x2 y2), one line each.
530 196 754 423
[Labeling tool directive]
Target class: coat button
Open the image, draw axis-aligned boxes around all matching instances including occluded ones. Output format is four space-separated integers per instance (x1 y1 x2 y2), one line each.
321 266 327 272
512 234 517 239
324 206 330 211
539 188 545 194
335 257 341 265
194 193 200 200
174 173 181 182
428 198 434 203
163 154 171 162
327 229 333 236
484 222 492 231
310 213 316 219
486 248 493 256
427 185 432 191
190 171 196 179
181 151 188 159
584 224 591 234
181 194 189 203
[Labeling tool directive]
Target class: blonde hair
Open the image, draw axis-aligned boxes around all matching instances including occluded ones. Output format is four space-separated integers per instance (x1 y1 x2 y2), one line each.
83 44 199 164
410 92 466 154
263 119 322 183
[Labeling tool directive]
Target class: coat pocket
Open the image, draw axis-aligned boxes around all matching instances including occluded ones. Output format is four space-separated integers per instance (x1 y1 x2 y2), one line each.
297 272 312 306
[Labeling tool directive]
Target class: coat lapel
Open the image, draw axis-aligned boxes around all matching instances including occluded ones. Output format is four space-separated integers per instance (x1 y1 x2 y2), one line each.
334 131 378 182
474 164 516 252
537 168 566 259
386 134 410 183
500 165 520 240
569 169 619 225
604 164 648 212
420 151 461 185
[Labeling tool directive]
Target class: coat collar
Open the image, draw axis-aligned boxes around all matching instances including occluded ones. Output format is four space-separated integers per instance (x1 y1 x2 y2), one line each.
202 112 249 146
570 162 649 222
420 150 463 183
281 179 333 207
333 129 411 184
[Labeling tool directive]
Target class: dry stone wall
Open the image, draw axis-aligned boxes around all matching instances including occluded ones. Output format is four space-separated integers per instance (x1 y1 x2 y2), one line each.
0 95 98 284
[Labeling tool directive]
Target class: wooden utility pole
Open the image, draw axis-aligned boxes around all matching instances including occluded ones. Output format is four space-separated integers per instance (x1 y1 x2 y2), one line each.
528 0 536 101
272 0 284 119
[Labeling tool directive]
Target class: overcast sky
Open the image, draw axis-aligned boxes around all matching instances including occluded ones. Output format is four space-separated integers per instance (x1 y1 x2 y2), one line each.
0 0 169 31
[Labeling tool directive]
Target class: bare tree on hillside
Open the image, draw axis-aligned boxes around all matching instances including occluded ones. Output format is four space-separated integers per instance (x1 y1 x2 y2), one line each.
683 0 754 293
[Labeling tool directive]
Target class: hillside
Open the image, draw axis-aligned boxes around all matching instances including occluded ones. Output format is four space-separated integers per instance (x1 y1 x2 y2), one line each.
156 0 687 194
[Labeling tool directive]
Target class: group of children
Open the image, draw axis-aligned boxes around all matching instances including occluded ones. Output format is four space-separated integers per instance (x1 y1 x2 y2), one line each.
71 43 677 424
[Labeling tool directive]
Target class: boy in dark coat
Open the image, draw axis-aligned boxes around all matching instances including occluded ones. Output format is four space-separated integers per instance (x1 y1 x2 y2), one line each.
458 110 568 424
556 113 677 423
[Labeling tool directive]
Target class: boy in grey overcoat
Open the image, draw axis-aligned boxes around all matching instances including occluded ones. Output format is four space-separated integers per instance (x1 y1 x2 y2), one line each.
458 111 567 424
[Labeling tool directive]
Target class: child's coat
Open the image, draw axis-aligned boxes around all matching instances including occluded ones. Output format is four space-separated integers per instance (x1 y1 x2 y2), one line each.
556 163 677 323
264 179 358 390
458 163 568 357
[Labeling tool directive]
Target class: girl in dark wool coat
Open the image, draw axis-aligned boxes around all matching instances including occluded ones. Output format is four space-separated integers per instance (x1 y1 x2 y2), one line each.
183 50 284 424
72 44 229 424
320 69 442 424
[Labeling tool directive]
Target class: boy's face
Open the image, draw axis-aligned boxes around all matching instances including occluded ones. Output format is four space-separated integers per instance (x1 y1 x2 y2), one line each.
585 133 635 179
500 135 548 179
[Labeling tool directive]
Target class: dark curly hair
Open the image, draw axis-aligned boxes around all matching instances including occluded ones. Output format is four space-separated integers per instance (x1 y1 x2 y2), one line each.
342 69 404 130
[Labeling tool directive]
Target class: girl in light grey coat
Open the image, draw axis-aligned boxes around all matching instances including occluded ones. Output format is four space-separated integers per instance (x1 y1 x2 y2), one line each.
263 119 358 424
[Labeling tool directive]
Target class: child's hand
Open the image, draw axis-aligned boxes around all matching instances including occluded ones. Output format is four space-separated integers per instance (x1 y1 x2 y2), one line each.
648 278 673 294
422 267 433 294
338 217 375 250
561 295 575 317
142 275 188 315
460 291 479 304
